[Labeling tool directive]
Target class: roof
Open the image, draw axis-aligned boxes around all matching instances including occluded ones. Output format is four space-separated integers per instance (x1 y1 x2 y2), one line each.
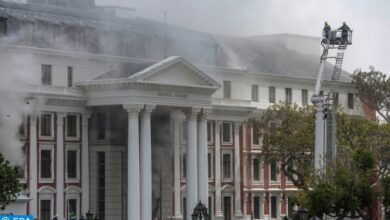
93 60 156 80
0 1 352 82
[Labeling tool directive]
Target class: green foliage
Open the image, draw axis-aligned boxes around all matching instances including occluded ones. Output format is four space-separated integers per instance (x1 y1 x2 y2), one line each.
248 102 315 189
250 102 389 219
0 153 22 210
352 68 390 122
382 175 390 217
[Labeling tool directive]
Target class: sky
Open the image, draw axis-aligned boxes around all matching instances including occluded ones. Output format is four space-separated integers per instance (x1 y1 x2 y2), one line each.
96 0 390 74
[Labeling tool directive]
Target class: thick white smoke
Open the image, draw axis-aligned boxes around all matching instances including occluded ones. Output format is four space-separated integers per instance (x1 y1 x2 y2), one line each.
0 51 34 166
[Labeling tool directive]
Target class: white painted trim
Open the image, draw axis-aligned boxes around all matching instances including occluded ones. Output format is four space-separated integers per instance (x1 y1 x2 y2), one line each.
268 160 281 184
38 194 54 220
252 193 265 220
65 194 80 220
207 149 214 181
207 121 214 145
221 150 233 182
221 121 233 145
65 113 80 140
65 144 80 182
251 155 263 183
39 112 55 140
39 144 54 183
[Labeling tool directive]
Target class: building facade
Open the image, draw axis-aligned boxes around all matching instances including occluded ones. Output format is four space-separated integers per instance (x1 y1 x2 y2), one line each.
0 1 368 220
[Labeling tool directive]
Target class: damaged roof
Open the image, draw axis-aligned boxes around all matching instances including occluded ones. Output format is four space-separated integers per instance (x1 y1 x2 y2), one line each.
0 0 352 82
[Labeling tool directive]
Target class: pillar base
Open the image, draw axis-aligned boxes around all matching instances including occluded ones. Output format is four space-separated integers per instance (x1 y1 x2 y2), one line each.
234 213 244 220
167 215 183 220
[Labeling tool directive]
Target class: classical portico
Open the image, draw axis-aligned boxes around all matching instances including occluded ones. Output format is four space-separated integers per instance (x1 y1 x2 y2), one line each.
79 56 221 219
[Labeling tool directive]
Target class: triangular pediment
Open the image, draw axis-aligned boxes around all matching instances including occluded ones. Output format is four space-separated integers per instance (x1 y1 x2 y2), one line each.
129 56 221 89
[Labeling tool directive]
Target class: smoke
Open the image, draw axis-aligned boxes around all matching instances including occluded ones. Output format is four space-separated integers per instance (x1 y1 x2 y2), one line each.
96 0 390 74
0 48 34 166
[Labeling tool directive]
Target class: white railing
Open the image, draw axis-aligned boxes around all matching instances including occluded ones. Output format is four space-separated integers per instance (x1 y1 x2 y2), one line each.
26 85 85 97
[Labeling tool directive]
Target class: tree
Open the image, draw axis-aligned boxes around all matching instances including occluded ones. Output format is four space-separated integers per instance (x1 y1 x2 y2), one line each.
0 153 22 211
352 68 390 122
250 102 389 219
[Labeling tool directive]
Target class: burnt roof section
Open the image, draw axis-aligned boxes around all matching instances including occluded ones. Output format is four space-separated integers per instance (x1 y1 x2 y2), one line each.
0 0 352 82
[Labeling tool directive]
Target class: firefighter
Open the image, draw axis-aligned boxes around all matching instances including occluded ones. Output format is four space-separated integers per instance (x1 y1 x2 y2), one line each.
338 22 350 43
323 22 331 41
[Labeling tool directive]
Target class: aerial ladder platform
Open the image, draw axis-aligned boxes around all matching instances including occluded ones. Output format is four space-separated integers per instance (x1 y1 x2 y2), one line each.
312 23 352 174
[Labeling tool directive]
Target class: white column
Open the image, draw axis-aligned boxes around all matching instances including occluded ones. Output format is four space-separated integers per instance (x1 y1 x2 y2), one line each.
214 121 223 219
172 110 183 218
81 113 90 215
29 113 38 218
197 110 208 206
125 105 142 220
186 108 199 220
56 112 66 220
234 122 243 217
140 105 154 220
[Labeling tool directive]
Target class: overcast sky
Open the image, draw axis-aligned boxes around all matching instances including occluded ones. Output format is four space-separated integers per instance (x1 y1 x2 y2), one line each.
96 0 390 74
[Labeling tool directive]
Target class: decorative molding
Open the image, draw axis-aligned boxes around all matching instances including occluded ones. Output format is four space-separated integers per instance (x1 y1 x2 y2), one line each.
185 107 201 122
123 104 143 119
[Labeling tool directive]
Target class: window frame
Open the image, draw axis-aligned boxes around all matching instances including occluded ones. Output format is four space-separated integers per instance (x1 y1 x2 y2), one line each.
181 121 187 144
65 196 80 220
252 156 263 183
181 152 187 180
269 160 280 183
301 89 308 106
66 145 80 182
251 84 259 102
251 126 261 146
269 195 280 219
39 145 54 183
39 197 53 220
18 115 28 138
347 93 354 109
221 122 233 145
65 113 80 140
285 88 292 104
67 66 73 87
41 64 52 86
208 149 214 180
252 194 264 220
269 86 276 103
39 112 54 140
0 17 7 36
223 81 231 99
207 121 214 145
222 150 233 181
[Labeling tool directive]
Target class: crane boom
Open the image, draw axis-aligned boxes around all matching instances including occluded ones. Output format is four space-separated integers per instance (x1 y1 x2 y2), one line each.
312 24 352 175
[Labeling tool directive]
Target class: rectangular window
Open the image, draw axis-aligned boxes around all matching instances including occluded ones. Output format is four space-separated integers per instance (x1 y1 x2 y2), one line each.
252 126 260 145
302 89 308 105
67 66 73 87
208 152 213 179
222 153 232 179
348 93 354 109
15 166 25 179
40 200 51 220
181 121 187 143
40 149 52 179
270 160 277 182
271 196 278 218
208 197 214 220
223 81 231 99
223 196 232 220
253 158 261 181
97 152 105 220
97 113 106 140
67 199 77 220
40 113 52 137
0 17 7 36
67 150 77 179
222 122 232 143
207 121 213 144
182 154 186 178
333 92 339 106
269 86 275 103
285 88 292 104
253 196 261 219
251 85 259 102
41 64 52 85
66 115 78 138
18 115 27 137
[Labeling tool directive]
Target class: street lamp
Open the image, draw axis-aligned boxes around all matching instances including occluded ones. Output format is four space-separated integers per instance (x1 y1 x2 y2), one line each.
298 207 308 220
